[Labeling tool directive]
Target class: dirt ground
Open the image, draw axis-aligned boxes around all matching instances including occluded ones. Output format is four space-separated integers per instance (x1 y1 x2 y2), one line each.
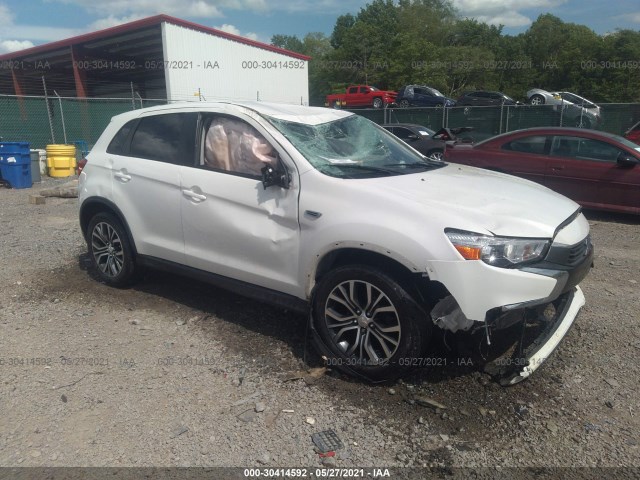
1 178 639 475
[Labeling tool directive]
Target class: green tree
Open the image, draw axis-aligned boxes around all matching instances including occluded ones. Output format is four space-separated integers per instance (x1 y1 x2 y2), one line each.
271 34 304 53
271 32 335 106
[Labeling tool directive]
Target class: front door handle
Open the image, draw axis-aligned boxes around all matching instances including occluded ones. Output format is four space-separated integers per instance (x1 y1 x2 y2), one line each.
182 189 207 202
551 165 564 172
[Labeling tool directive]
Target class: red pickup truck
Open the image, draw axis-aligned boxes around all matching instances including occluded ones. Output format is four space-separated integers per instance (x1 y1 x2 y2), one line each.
325 85 397 109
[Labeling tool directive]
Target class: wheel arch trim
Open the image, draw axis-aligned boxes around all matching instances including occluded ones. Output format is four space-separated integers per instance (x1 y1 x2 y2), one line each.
305 243 425 299
79 197 138 255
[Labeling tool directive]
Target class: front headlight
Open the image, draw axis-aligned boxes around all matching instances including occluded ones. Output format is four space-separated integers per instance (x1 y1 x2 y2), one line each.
445 229 550 268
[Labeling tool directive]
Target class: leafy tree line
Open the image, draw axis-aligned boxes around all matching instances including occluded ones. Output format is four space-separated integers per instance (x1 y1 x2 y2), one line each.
271 0 640 107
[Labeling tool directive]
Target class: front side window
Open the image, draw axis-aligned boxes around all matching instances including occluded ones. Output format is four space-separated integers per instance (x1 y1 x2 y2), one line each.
267 114 443 179
201 116 278 178
503 136 549 155
129 113 197 165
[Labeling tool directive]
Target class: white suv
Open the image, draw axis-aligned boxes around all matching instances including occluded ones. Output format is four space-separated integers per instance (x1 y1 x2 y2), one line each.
79 102 593 385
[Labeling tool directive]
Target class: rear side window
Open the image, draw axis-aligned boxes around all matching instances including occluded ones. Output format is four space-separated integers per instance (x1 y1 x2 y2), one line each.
106 120 136 155
393 127 415 140
129 113 198 165
551 136 624 163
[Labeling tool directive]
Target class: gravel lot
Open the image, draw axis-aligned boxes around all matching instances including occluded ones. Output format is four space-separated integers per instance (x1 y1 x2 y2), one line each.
1 178 639 475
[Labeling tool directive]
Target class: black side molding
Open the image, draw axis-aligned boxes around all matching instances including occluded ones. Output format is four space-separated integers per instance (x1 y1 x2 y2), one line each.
138 255 309 315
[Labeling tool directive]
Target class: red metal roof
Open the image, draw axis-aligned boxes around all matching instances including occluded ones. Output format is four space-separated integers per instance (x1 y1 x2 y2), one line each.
0 14 310 61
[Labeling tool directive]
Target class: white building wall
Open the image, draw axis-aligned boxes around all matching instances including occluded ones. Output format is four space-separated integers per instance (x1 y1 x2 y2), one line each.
161 23 309 105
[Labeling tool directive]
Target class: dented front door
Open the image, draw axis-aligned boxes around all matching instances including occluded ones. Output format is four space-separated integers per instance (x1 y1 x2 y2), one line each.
180 116 301 296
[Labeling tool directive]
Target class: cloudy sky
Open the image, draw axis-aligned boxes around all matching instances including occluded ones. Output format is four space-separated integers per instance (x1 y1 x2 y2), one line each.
1 0 639 54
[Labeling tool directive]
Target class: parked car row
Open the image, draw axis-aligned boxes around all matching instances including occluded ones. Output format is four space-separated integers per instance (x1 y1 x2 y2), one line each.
325 85 519 109
325 85 603 128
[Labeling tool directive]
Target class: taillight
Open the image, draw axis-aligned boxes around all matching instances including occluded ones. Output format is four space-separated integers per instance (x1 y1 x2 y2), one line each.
77 157 88 175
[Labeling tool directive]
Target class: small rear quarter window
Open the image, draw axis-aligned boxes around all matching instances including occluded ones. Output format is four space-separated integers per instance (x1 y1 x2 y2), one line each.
106 119 137 155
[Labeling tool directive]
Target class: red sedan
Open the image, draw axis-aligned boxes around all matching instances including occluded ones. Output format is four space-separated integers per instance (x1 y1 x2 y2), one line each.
445 127 640 214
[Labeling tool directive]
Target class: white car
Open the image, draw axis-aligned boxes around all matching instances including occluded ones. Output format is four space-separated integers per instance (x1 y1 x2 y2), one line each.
79 102 593 385
526 88 602 128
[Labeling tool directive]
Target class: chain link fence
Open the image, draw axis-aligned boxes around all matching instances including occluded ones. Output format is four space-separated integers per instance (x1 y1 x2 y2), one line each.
1 94 639 150
0 95 169 149
359 103 640 141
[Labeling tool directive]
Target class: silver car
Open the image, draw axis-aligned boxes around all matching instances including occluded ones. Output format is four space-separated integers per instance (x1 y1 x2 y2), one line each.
526 88 601 128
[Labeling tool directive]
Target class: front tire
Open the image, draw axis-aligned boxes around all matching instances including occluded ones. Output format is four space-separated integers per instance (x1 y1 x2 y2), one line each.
312 265 429 382
576 117 591 128
372 97 383 109
426 149 444 161
87 212 138 287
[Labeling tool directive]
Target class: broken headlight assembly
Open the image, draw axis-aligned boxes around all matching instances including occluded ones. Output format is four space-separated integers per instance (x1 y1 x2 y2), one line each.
445 229 550 268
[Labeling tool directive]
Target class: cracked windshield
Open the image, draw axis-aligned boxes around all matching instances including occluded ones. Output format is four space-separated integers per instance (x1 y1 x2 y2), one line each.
268 115 444 178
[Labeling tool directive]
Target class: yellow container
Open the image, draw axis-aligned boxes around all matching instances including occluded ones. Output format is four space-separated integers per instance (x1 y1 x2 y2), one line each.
46 144 77 177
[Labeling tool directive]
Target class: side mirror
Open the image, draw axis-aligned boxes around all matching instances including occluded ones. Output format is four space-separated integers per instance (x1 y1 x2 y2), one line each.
407 134 419 141
261 164 290 189
617 152 640 167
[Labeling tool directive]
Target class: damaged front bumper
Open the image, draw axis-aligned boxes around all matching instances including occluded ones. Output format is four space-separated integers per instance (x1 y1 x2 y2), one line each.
494 286 585 386
429 229 592 385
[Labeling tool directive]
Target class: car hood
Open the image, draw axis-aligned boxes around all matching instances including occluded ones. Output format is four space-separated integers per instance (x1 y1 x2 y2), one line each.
363 164 579 238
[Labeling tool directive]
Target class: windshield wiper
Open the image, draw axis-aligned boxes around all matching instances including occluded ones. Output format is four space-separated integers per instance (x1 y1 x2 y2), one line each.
330 164 399 175
384 160 445 169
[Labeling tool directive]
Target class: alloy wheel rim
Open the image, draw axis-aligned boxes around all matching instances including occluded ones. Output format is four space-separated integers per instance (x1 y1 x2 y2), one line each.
324 280 401 364
91 222 124 277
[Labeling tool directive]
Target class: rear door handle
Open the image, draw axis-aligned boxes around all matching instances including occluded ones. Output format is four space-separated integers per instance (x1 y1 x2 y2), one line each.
551 165 564 171
182 189 207 202
114 171 131 182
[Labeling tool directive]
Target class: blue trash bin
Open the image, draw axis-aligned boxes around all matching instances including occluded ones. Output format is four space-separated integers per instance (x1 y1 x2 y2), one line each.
0 142 33 189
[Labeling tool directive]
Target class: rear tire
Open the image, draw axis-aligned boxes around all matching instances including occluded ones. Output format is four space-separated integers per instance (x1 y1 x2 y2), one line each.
87 212 138 288
312 265 430 382
529 94 545 105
